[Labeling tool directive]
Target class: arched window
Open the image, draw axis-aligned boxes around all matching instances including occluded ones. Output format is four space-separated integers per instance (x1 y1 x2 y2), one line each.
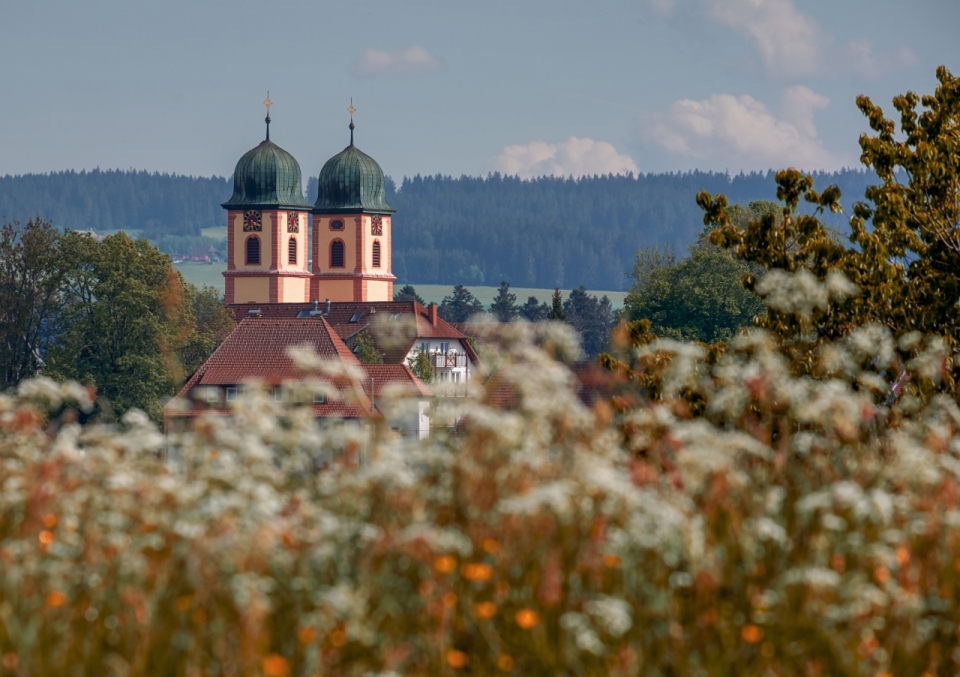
288 237 297 264
245 236 260 265
372 240 381 268
330 240 344 268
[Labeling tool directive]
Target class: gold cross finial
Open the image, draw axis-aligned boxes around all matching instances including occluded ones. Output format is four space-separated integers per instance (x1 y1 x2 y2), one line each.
348 98 356 119
264 91 272 113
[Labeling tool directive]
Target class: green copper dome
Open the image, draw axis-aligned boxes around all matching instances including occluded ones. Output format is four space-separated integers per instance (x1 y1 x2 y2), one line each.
222 119 312 211
313 124 395 214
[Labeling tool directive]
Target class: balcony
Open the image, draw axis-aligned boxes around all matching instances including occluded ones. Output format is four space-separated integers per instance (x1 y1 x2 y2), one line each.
432 353 467 369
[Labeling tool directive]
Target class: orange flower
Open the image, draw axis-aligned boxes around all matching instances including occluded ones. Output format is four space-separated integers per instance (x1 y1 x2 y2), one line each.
473 601 497 619
741 624 763 644
261 654 290 677
497 655 515 671
419 580 435 596
442 592 457 608
482 538 500 554
38 530 54 546
896 546 910 566
329 629 347 648
42 514 58 529
46 591 66 607
298 626 316 644
434 556 456 574
603 554 620 569
446 649 468 668
462 563 493 582
875 566 890 583
1 654 18 670
515 608 539 629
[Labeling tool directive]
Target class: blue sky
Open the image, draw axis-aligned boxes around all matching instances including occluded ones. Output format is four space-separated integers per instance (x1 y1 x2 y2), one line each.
1 0 957 181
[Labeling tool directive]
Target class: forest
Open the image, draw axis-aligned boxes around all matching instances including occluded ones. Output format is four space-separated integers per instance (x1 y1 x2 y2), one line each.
0 167 876 290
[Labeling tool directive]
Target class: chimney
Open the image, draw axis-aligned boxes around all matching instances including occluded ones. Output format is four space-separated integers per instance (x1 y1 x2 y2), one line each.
428 302 438 326
325 298 331 315
313 299 319 312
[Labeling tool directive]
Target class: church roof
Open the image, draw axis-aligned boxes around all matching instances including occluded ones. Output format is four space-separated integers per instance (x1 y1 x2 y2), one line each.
312 122 395 214
222 118 312 211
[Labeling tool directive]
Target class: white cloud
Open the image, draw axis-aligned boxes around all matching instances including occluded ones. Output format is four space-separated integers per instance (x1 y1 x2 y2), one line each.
845 39 920 80
642 87 842 170
704 0 825 78
684 0 920 80
351 46 444 77
495 137 639 179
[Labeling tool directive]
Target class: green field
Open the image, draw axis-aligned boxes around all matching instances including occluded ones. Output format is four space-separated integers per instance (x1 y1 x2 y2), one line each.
173 262 627 307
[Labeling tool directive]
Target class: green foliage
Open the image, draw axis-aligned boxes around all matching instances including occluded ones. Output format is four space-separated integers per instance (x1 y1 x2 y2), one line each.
44 232 192 422
488 280 518 322
179 285 237 375
623 240 763 344
563 285 614 355
406 346 434 382
519 295 549 321
353 329 384 364
437 284 484 323
393 284 425 305
0 218 69 385
698 66 960 385
548 287 566 321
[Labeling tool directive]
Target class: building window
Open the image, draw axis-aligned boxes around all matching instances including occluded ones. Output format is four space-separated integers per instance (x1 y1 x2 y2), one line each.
439 342 449 354
246 236 260 265
205 388 219 403
420 342 429 353
313 392 327 404
288 237 297 264
273 387 284 402
226 386 238 402
372 240 381 268
330 240 344 268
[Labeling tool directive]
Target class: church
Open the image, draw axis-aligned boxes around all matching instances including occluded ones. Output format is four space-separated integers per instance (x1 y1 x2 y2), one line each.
164 101 478 436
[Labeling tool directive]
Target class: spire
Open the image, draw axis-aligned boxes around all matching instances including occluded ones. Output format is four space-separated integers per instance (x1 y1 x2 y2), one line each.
264 91 272 141
348 97 356 146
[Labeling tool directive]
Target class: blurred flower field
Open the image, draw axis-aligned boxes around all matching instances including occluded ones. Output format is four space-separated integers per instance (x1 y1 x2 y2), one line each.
3 276 960 676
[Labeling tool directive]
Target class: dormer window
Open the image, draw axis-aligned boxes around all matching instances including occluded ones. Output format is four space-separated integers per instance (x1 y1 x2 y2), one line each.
349 312 363 323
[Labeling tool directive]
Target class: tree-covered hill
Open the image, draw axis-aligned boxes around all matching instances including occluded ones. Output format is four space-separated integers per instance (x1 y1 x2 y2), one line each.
2 168 875 289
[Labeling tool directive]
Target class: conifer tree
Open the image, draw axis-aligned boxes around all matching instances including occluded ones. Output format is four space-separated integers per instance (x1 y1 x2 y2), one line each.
519 296 549 322
393 284 425 305
438 285 484 323
489 280 518 322
548 288 566 321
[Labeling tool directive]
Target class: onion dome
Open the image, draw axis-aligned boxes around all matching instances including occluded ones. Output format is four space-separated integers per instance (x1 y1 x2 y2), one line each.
222 114 312 210
313 117 395 214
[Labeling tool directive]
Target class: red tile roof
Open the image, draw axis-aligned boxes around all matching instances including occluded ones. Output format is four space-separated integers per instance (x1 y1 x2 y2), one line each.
227 301 480 366
196 317 359 385
361 364 433 398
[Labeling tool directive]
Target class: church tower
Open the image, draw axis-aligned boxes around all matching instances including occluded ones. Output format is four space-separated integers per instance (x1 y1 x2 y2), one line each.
310 103 396 302
222 96 313 304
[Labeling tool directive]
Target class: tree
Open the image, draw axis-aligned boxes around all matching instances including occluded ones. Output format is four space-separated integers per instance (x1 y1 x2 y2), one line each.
45 232 196 422
564 286 615 356
438 285 484 323
393 284 426 305
354 329 383 364
548 288 566 321
697 66 960 385
180 285 236 375
0 218 69 385
406 346 434 382
622 233 764 344
519 296 549 322
489 280 519 322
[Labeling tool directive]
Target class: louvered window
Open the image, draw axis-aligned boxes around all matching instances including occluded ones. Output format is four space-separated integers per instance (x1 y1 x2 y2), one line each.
245 236 260 265
288 237 297 264
372 240 381 268
330 240 344 268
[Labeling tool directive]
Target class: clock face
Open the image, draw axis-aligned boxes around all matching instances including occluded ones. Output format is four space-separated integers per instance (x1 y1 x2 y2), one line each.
330 219 344 231
371 215 383 236
243 210 262 232
287 213 299 233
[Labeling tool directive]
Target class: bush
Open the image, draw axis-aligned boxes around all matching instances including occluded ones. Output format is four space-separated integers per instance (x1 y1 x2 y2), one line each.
3 282 960 675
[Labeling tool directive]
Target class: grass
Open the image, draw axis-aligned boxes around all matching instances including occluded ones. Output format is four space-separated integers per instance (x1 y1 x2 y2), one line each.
174 262 628 307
